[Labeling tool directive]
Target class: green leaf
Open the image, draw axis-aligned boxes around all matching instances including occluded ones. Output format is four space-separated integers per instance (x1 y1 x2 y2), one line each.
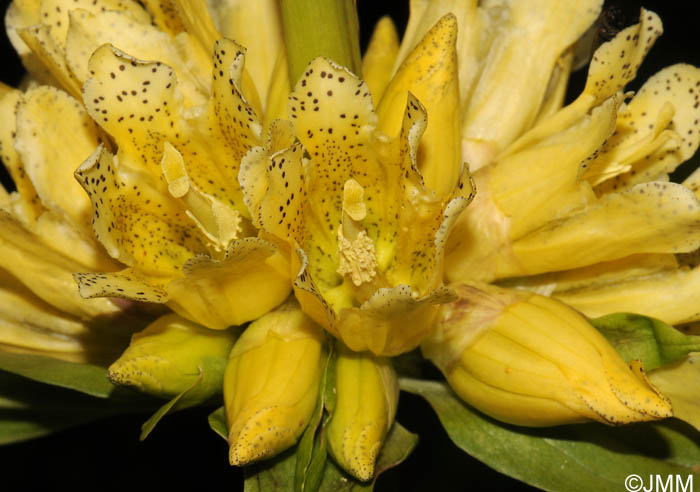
401 378 700 492
0 370 151 444
208 406 227 441
372 422 419 480
590 313 700 370
0 410 107 445
244 422 418 492
245 448 298 492
0 351 128 398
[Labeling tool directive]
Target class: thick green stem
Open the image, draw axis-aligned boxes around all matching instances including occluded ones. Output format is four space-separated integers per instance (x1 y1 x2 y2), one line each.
279 0 362 86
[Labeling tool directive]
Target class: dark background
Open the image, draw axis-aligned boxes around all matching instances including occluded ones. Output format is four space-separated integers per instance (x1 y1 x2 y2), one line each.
0 1 698 491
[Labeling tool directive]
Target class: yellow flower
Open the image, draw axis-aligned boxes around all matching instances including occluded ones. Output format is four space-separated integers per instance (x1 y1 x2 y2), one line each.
1 0 699 486
241 15 474 356
0 80 146 363
422 282 672 426
443 7 700 330
327 343 399 481
3 0 292 332
223 299 326 465
108 313 236 400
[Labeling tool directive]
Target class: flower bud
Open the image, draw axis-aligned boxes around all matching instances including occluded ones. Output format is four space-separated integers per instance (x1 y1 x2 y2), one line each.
224 299 326 465
107 313 236 401
422 283 672 426
327 343 399 481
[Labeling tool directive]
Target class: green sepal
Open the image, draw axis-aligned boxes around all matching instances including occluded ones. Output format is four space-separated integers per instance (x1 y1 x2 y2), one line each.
401 378 700 492
590 313 700 370
295 340 337 492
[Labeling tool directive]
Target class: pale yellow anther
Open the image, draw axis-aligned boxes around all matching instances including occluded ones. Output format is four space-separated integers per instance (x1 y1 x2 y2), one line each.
337 228 378 287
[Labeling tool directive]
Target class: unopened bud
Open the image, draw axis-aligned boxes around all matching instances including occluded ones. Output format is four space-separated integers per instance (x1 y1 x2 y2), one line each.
327 343 398 481
107 313 235 401
422 283 672 426
224 299 326 465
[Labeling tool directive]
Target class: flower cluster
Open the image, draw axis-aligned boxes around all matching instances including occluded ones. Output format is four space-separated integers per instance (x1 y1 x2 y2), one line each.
1 0 699 488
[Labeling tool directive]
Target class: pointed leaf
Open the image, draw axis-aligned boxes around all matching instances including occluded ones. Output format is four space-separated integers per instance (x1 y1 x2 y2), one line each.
139 367 205 441
401 378 700 492
208 406 227 441
0 351 131 399
0 370 154 444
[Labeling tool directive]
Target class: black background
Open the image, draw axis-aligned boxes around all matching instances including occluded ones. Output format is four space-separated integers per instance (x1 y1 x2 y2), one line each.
0 1 698 491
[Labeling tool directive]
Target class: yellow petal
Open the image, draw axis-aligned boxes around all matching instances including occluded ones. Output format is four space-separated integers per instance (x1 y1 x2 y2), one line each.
394 0 480 109
74 268 169 304
512 182 700 275
239 140 306 243
490 97 616 238
171 0 220 53
14 86 97 229
139 0 186 35
0 267 96 352
69 12 208 108
583 9 662 104
16 24 82 98
505 9 663 158
502 253 678 296
166 238 291 329
534 48 574 123
107 313 235 398
262 49 292 131
213 0 283 110
0 209 121 318
288 57 377 288
553 263 700 326
648 354 700 432
32 211 119 272
377 14 461 197
224 300 325 464
593 64 700 191
75 145 208 276
461 0 602 159
425 283 672 426
82 44 188 182
39 0 150 52
683 167 700 199
5 0 60 87
186 38 262 218
361 16 399 105
5 0 41 58
0 87 42 223
84 42 252 219
334 285 456 356
161 142 242 251
328 345 398 481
